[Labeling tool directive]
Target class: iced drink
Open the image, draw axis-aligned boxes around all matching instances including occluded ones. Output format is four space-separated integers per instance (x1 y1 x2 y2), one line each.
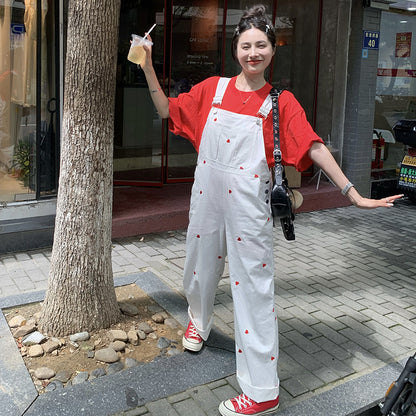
127 34 153 66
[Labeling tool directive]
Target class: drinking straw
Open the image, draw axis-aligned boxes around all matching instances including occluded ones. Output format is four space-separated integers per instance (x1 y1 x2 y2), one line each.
144 23 156 39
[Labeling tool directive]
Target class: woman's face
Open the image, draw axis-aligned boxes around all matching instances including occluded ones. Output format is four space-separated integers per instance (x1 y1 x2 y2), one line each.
236 26 275 75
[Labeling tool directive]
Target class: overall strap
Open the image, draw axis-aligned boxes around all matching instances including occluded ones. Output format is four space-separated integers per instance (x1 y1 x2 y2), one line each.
257 95 272 118
212 77 231 106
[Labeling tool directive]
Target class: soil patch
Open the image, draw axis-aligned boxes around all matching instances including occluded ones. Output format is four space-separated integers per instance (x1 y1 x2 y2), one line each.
3 284 185 393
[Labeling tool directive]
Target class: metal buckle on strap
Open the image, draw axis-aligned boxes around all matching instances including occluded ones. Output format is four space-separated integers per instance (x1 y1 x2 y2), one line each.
273 148 282 163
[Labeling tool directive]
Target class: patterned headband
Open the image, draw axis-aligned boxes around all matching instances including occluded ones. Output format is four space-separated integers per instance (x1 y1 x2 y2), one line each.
235 23 273 36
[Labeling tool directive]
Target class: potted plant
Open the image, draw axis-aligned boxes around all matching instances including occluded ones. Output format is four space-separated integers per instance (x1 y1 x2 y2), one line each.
12 139 32 187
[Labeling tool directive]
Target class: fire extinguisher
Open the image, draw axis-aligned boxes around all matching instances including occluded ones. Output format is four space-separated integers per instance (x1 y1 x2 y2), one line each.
378 135 385 169
372 130 380 169
372 130 386 169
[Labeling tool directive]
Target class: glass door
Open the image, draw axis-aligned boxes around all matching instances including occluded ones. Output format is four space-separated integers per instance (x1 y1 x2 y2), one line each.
166 0 224 182
114 1 166 186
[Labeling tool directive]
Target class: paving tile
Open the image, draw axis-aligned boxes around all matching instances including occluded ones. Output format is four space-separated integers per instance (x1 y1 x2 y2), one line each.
284 330 321 354
172 398 206 416
166 391 190 404
146 398 180 416
188 385 220 413
211 383 239 402
282 376 309 397
283 344 321 371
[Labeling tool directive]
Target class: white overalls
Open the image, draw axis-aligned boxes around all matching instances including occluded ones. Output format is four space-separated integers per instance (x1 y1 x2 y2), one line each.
183 78 279 402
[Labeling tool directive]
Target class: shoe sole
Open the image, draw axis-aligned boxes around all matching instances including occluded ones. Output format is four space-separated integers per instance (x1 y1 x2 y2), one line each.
218 401 279 416
182 335 203 352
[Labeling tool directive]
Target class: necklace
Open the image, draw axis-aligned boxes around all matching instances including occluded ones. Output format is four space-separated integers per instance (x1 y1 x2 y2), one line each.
239 90 254 104
235 75 265 104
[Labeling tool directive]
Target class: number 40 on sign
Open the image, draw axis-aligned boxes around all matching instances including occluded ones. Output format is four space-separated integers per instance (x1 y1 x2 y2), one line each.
363 31 380 50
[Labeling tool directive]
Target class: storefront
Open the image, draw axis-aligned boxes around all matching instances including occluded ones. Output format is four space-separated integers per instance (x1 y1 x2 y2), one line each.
1 0 322 201
372 5 416 198
0 0 60 203
3 1 414 252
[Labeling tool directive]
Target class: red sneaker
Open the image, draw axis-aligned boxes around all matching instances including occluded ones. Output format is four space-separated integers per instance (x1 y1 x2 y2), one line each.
182 321 203 352
219 393 279 415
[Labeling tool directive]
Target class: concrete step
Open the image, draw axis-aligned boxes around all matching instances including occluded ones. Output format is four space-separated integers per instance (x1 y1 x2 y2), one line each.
0 215 55 254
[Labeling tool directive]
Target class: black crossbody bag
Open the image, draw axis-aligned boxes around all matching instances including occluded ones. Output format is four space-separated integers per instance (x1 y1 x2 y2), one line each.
270 88 295 241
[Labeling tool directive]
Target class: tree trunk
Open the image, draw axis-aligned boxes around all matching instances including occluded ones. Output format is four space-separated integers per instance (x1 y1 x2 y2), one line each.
39 0 122 336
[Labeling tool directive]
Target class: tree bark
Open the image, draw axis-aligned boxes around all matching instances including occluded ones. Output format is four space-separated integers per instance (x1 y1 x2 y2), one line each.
39 0 122 336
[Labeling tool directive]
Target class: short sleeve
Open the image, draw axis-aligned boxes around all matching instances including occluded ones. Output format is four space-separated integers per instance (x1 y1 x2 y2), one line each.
279 91 323 171
168 77 219 151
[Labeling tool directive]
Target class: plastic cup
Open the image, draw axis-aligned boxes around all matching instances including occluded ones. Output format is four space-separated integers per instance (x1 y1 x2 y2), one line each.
127 34 153 65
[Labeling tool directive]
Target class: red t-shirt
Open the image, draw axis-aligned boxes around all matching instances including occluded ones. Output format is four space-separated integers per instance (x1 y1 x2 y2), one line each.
168 76 323 171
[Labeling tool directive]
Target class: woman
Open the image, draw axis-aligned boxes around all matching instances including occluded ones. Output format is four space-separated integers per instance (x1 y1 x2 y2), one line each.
140 5 402 416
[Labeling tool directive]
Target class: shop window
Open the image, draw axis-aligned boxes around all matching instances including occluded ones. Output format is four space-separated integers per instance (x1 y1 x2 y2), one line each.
0 0 59 203
373 11 416 195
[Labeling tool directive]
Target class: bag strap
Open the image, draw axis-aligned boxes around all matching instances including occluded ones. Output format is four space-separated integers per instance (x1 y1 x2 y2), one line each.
270 88 284 186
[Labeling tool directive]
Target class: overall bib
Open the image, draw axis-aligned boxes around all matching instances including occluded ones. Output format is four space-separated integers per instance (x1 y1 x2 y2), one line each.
183 78 279 402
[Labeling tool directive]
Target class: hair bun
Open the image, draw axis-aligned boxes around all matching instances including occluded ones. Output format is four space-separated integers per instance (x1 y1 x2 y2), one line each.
242 4 267 20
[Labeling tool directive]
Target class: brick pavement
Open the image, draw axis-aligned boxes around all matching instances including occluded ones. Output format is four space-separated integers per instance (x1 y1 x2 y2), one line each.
1 201 416 415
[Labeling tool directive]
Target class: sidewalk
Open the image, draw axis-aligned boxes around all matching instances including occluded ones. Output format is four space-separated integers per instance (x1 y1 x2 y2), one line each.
1 201 415 415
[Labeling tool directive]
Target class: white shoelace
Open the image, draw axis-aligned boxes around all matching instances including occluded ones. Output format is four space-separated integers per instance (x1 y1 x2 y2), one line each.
187 323 201 340
235 394 254 410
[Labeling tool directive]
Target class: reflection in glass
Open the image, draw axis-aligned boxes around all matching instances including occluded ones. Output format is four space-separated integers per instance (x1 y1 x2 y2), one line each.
114 1 165 185
0 0 57 202
167 0 224 181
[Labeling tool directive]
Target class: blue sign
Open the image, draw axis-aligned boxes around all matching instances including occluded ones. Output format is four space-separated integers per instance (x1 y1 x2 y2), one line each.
11 23 25 35
363 31 380 49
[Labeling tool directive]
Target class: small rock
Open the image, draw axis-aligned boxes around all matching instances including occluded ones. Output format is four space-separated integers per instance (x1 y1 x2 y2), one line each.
90 368 106 379
72 372 89 385
109 340 126 352
42 339 60 354
106 361 124 375
79 342 94 352
148 304 163 313
152 313 165 324
137 322 154 334
94 339 102 347
69 332 90 342
33 312 42 323
13 323 36 338
137 330 146 340
50 337 64 347
124 357 141 368
127 330 139 346
29 344 44 357
119 302 139 316
148 332 157 340
164 318 179 329
27 317 37 326
8 315 26 328
22 331 46 346
87 350 95 359
95 348 119 363
54 370 72 383
45 380 64 392
107 329 128 342
177 330 184 337
34 367 55 380
51 350 59 356
167 347 181 357
69 341 79 349
157 337 171 349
